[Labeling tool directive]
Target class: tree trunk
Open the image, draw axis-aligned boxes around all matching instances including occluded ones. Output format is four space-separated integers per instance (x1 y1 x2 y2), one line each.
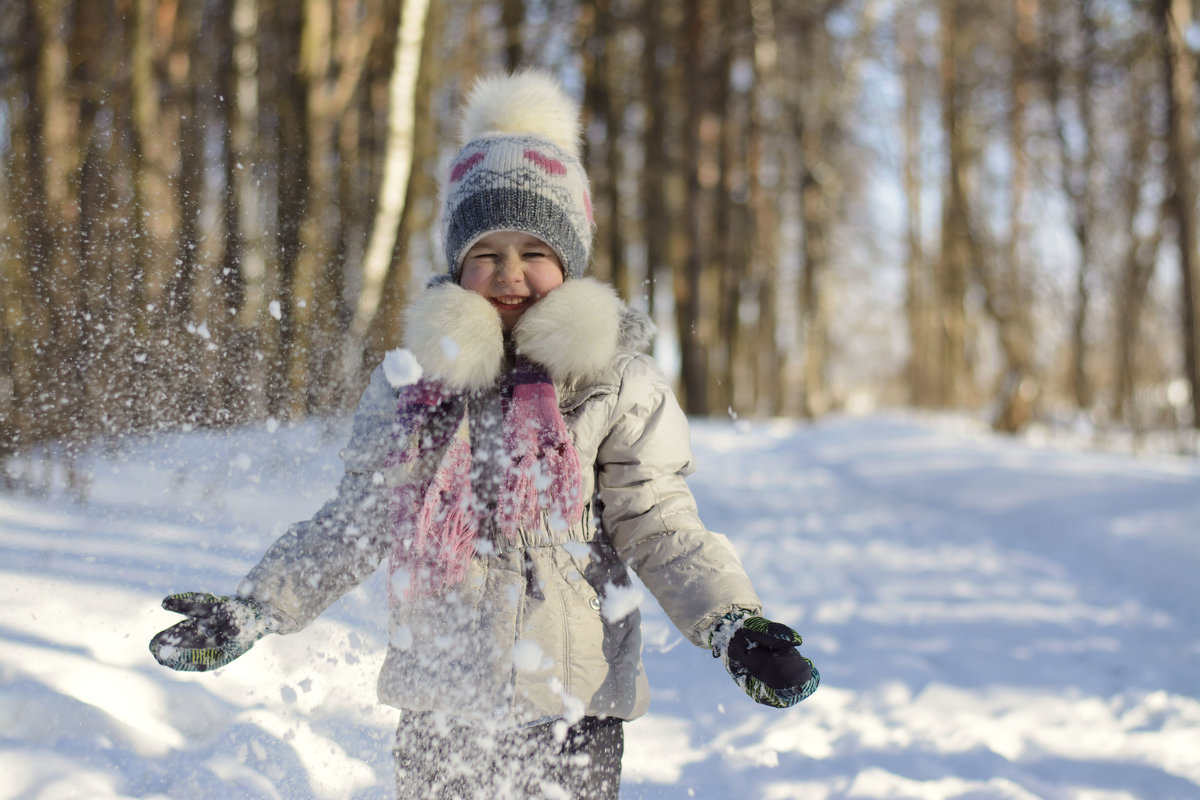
901 0 932 407
1058 0 1099 413
798 155 830 419
793 10 833 419
4 0 60 448
210 0 250 421
130 0 178 340
639 0 668 323
126 0 161 402
937 0 971 407
581 0 617 289
713 1 737 414
1111 68 1159 429
748 0 781 416
262 0 308 419
230 0 272 418
166 1 204 326
362 0 447 370
677 0 710 414
501 0 525 70
1157 0 1200 429
61 0 108 444
989 0 1039 434
604 48 628 302
291 0 337 414
352 0 431 345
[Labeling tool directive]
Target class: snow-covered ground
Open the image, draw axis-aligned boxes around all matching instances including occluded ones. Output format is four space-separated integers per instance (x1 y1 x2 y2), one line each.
2 413 1199 800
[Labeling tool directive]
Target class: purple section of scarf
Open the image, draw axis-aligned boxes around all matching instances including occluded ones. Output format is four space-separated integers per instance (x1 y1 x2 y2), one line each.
388 361 585 600
496 359 585 534
386 379 476 601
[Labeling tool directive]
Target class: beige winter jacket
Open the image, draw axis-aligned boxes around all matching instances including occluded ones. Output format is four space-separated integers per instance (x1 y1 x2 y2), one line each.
239 278 762 724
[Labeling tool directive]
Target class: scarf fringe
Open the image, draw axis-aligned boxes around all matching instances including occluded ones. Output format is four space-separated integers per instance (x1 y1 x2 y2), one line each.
389 360 585 601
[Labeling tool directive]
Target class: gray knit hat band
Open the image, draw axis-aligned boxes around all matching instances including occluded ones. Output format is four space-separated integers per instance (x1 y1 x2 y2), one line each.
446 185 589 283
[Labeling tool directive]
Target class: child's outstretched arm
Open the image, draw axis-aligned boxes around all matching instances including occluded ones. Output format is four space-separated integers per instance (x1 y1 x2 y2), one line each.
231 366 401 632
149 366 400 670
596 354 818 706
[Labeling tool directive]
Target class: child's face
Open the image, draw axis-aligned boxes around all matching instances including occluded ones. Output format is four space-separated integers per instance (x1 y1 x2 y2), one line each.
460 231 565 331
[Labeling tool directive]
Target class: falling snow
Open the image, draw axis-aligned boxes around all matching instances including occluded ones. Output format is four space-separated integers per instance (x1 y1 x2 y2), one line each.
382 348 424 390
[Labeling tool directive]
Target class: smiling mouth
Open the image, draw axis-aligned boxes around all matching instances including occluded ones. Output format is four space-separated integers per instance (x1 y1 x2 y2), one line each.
491 297 530 310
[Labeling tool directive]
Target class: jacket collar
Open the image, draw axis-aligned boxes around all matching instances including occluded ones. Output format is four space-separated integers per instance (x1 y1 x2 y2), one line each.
402 277 654 393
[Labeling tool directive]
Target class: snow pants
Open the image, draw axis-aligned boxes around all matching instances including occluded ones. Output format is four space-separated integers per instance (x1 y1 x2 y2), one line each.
393 712 623 800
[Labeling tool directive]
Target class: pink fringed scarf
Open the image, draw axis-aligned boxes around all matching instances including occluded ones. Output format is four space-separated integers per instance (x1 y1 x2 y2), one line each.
387 358 585 600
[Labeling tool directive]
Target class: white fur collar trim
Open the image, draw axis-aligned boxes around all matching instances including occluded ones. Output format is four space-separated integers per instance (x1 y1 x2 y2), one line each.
514 279 624 383
402 282 505 392
401 278 625 391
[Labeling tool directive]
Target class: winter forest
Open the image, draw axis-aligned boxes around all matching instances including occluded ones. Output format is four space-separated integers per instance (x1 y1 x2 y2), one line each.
5 3 1200 799
3 0 1200 472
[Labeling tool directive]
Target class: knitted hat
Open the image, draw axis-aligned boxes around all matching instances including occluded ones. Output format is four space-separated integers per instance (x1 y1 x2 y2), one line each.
441 70 594 282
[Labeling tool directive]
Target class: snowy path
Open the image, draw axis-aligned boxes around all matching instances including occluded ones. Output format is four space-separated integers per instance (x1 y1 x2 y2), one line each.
2 415 1199 799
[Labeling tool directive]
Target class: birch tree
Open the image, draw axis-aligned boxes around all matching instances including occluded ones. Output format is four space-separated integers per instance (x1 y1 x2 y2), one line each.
351 0 432 345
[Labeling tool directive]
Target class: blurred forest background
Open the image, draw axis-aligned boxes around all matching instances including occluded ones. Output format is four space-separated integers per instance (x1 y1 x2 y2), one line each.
3 0 1200 484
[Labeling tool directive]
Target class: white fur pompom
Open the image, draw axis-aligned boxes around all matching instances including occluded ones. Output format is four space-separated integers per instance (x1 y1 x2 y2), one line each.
402 283 504 392
514 279 622 383
459 69 581 158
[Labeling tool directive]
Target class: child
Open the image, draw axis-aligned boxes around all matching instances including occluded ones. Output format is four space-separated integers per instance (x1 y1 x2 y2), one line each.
151 70 819 800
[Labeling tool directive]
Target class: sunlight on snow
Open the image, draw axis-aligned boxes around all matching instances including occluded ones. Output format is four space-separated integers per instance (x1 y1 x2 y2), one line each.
2 414 1200 798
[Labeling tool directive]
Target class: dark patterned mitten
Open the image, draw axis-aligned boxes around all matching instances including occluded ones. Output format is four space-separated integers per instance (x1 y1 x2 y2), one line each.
710 613 820 708
150 592 272 672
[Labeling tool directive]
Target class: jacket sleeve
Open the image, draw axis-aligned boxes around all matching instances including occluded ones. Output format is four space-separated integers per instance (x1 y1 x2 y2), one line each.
595 354 762 646
237 366 398 633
